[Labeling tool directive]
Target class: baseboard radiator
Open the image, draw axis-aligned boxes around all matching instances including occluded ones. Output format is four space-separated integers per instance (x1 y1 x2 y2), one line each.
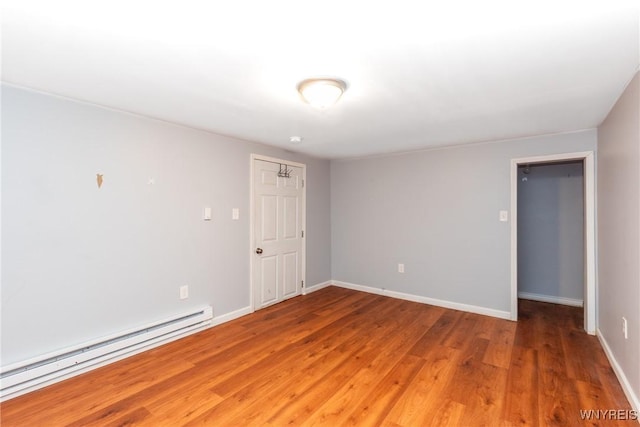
0 306 213 402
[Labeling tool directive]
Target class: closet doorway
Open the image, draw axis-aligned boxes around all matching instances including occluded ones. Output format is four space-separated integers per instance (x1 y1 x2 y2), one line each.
510 152 595 334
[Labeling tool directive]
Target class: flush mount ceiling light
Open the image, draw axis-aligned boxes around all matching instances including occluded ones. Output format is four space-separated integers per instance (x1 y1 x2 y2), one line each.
297 78 347 109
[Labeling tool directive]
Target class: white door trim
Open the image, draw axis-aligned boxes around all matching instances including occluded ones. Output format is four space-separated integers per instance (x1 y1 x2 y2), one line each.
249 154 306 312
510 151 596 334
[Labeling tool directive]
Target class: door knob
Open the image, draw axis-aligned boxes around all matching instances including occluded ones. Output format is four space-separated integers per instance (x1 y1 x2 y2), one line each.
255 248 263 254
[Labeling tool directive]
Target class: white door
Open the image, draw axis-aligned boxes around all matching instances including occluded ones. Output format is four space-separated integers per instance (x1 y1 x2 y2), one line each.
252 158 304 310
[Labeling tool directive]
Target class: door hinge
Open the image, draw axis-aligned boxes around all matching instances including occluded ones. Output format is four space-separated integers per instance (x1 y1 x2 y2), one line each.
301 230 304 238
302 280 304 287
302 179 305 187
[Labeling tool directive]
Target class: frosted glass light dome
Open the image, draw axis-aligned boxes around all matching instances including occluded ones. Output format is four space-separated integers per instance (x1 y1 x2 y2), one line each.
297 78 347 108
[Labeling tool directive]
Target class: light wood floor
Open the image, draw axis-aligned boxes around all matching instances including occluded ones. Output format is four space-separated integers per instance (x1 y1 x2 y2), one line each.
0 287 634 426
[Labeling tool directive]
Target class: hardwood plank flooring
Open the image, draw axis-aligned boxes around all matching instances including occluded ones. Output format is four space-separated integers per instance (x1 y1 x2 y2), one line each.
0 287 634 426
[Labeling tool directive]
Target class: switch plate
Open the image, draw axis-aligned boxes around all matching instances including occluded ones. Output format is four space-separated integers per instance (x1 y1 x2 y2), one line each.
203 207 212 221
499 210 509 222
232 208 239 220
398 263 405 273
180 285 189 300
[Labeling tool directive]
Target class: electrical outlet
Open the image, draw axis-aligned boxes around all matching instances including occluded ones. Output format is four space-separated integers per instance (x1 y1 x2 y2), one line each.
398 263 405 273
622 317 628 339
180 285 189 300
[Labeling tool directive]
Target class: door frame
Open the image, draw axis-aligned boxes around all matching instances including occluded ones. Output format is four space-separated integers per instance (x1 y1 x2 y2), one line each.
510 151 596 334
249 154 307 312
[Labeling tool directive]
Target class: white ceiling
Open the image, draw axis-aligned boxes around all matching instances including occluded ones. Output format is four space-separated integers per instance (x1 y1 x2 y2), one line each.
2 1 639 159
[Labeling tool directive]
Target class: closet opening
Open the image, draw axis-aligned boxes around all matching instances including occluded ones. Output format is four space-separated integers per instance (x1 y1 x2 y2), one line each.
510 152 595 334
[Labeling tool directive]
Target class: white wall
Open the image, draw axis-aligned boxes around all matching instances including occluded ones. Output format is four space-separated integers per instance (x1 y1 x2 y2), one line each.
331 130 596 315
517 162 584 303
597 71 640 409
0 84 332 365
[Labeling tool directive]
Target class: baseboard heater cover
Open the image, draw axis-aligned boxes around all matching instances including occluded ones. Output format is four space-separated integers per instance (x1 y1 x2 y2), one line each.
0 306 213 401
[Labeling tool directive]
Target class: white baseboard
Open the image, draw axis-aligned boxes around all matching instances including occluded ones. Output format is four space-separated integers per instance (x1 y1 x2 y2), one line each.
597 329 640 413
302 280 332 295
518 291 583 307
331 281 511 320
331 280 385 295
210 306 252 327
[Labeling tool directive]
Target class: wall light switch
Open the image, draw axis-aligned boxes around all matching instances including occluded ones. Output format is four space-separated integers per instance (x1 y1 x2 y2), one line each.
499 210 509 222
232 208 239 220
203 207 212 221
398 263 405 273
180 285 189 300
